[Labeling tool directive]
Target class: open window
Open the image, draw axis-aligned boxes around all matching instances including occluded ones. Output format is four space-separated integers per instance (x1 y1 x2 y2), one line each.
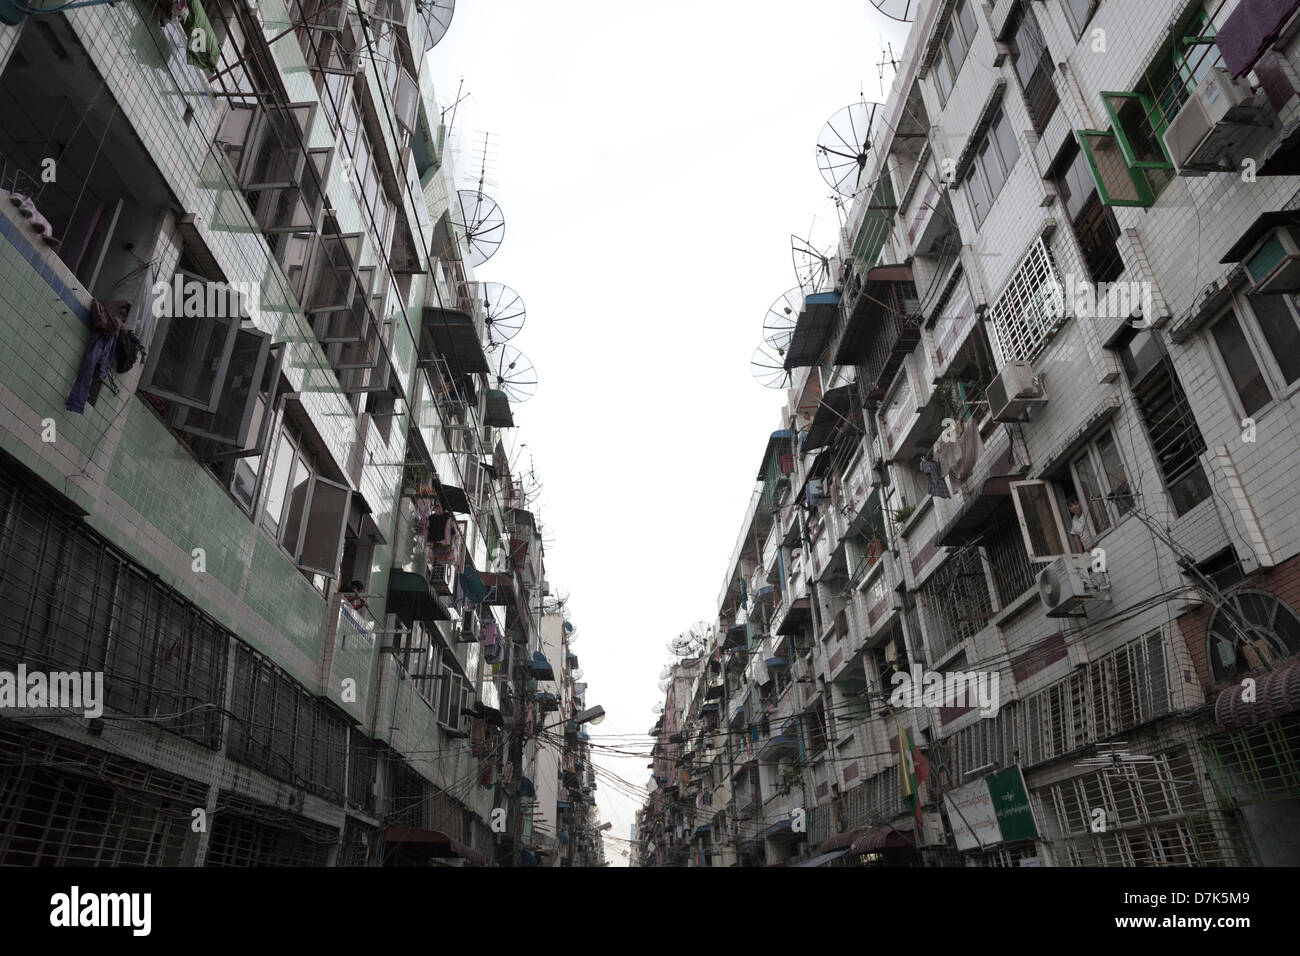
261 417 351 579
138 271 243 413
1010 480 1071 561
172 329 275 449
305 231 366 321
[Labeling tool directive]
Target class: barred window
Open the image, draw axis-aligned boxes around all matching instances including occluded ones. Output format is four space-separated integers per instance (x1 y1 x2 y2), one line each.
987 237 1065 364
918 547 993 659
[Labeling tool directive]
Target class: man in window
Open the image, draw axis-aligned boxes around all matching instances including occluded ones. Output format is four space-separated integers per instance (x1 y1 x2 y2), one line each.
1067 496 1088 553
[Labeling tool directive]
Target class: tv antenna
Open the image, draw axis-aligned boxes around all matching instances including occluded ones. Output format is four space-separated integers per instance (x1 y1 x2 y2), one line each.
762 287 804 353
870 0 918 22
476 281 527 348
751 342 793 390
816 98 890 198
876 42 900 96
440 77 469 138
491 344 538 403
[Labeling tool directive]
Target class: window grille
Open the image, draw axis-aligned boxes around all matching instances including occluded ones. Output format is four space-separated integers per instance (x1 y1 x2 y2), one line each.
987 237 1064 365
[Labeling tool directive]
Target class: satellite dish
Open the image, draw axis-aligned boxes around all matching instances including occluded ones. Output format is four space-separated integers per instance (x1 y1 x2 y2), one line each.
751 342 793 390
478 281 526 348
652 703 664 714
452 189 505 266
658 665 671 680
572 668 584 680
817 100 890 198
657 679 671 692
791 234 833 295
421 0 456 50
762 288 804 352
491 344 538 403
870 0 917 22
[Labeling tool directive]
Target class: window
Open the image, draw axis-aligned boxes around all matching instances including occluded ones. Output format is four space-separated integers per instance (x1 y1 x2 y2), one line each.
933 0 977 104
1063 0 1096 38
260 417 350 579
1115 327 1211 516
1211 311 1272 416
1068 428 1134 541
1010 480 1071 560
987 237 1063 365
1075 4 1221 208
1213 294 1300 411
1051 141 1124 283
1010 3 1059 134
918 547 992 658
964 108 1020 225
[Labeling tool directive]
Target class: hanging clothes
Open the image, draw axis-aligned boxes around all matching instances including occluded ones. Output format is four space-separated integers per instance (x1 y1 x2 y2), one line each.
918 456 951 499
65 300 128 414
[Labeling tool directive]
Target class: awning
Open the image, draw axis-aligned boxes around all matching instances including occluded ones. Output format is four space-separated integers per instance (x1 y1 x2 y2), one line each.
803 384 857 451
758 733 799 760
776 597 812 636
483 388 514 427
479 571 516 606
783 291 842 370
1214 654 1300 729
756 429 794 480
765 657 789 670
818 828 865 854
420 306 489 376
705 682 724 700
384 825 486 865
700 702 720 714
459 567 486 604
1221 210 1300 262
1216 0 1300 77
465 699 504 727
438 483 472 514
753 584 774 605
386 569 450 623
849 822 914 854
528 651 554 681
694 825 712 836
723 623 748 649
792 849 849 867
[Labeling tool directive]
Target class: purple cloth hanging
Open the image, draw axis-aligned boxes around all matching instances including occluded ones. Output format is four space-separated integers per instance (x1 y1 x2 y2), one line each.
1217 0 1300 77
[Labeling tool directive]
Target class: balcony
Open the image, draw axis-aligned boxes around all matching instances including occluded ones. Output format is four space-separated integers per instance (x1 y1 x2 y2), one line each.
935 423 1027 547
834 267 922 402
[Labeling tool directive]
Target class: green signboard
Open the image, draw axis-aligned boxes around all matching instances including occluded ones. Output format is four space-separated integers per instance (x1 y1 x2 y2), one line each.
986 766 1038 844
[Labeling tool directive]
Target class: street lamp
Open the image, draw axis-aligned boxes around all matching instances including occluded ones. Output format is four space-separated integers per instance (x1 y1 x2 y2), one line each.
574 705 605 726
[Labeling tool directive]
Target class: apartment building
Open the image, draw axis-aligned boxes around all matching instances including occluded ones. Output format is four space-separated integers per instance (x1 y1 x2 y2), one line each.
0 0 580 866
639 0 1300 867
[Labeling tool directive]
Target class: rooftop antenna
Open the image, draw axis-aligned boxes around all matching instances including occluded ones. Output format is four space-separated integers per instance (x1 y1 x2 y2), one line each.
762 287 804 353
816 98 891 198
876 42 900 97
441 77 468 137
870 0 918 22
476 281 527 348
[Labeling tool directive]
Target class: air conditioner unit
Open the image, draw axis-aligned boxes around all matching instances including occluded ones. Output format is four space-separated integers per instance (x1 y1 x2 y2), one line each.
1243 225 1300 293
459 608 480 642
986 361 1045 422
430 561 456 596
1163 67 1270 175
1037 554 1111 617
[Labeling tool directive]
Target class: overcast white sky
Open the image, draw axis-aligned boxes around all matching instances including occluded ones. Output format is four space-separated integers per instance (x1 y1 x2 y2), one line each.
428 0 913 864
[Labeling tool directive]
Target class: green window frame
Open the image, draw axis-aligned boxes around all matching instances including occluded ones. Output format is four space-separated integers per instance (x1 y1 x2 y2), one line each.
1076 129 1157 207
1101 91 1176 170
